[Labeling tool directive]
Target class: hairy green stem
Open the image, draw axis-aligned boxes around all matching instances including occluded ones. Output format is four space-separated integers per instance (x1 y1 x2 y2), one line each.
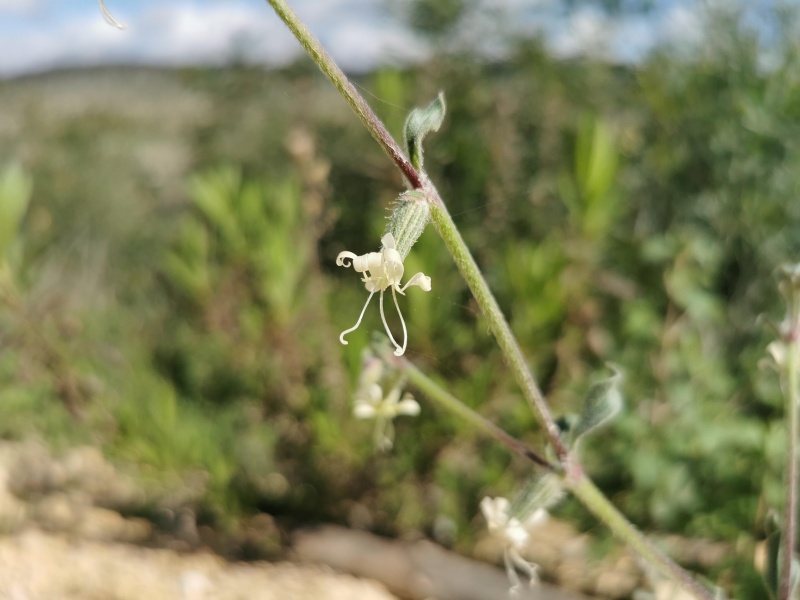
381 347 555 470
428 202 570 460
568 477 715 600
265 1 715 596
781 338 799 600
265 0 421 189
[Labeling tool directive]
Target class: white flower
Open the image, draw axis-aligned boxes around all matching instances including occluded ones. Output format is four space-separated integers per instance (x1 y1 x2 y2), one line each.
99 0 126 29
337 233 431 357
768 341 788 369
354 378 420 451
480 497 548 598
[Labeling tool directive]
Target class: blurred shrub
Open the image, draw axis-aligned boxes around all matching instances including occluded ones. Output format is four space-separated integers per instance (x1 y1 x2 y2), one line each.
111 368 279 519
158 165 315 405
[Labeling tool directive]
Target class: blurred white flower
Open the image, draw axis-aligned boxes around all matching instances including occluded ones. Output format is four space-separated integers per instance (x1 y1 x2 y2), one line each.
337 232 430 357
768 341 789 369
480 496 547 598
354 377 419 451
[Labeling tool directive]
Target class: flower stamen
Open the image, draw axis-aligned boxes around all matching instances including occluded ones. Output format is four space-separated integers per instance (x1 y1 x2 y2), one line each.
340 291 376 346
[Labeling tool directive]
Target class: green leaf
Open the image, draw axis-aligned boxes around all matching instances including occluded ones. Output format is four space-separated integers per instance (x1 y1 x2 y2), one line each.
574 115 620 238
404 92 446 171
572 364 623 445
577 115 618 203
0 163 32 261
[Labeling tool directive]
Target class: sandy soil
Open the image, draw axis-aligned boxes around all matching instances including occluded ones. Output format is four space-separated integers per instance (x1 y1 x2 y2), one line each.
0 527 397 600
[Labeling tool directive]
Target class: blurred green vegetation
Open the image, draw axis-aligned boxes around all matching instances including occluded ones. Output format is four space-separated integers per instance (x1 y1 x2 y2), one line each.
0 3 798 595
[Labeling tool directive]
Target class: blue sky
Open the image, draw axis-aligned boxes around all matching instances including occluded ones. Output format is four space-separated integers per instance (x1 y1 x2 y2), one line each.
0 1 707 78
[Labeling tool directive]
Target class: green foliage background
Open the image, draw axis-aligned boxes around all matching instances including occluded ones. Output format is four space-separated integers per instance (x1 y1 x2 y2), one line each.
0 3 797 595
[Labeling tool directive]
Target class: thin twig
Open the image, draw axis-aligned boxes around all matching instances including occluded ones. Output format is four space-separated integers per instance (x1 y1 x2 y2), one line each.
381 347 556 471
568 478 715 600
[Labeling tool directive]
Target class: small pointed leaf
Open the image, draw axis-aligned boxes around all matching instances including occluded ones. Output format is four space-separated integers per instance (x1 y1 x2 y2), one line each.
404 92 446 171
761 511 781 599
572 365 623 445
765 537 779 597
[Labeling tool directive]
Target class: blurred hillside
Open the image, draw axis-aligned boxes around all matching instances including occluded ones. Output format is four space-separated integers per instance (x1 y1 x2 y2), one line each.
1 5 800 597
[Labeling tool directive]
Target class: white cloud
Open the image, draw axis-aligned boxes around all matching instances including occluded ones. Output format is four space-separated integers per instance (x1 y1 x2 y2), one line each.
0 3 298 76
134 4 295 65
0 0 38 14
549 8 612 59
661 4 704 49
539 2 708 64
0 0 425 77
0 0 715 78
323 18 427 71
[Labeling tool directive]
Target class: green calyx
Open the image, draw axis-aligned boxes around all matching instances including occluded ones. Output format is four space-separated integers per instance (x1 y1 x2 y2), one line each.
385 190 430 259
510 473 564 522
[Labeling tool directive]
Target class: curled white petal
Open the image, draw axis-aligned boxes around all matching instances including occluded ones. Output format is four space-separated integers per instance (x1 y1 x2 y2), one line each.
396 396 420 416
354 402 377 419
337 250 383 274
99 0 126 29
402 272 431 292
361 251 383 273
381 233 397 250
383 249 405 285
336 251 359 268
481 497 511 531
768 341 787 368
